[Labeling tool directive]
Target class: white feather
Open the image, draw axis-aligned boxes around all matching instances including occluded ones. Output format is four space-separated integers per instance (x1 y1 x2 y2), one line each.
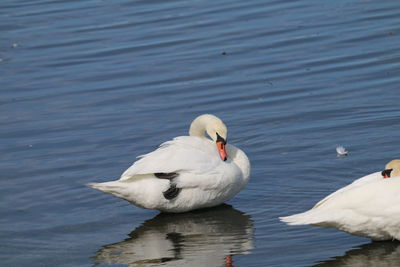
336 145 348 156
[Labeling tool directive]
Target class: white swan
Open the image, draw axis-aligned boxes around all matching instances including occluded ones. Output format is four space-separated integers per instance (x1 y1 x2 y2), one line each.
280 160 400 241
88 114 250 213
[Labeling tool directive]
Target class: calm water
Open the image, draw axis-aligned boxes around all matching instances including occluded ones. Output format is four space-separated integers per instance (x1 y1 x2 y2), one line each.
2 0 400 266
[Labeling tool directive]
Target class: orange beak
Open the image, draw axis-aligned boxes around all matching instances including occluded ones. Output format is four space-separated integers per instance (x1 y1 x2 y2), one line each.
216 141 227 161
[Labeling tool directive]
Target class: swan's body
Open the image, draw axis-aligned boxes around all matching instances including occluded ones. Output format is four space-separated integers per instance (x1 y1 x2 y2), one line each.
88 114 250 213
280 160 400 241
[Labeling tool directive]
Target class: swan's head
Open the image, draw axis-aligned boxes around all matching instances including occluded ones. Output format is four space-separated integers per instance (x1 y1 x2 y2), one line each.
189 114 228 161
382 159 400 178
207 120 227 162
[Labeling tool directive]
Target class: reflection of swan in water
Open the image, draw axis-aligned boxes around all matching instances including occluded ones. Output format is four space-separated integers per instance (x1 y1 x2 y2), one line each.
93 204 254 267
312 241 400 267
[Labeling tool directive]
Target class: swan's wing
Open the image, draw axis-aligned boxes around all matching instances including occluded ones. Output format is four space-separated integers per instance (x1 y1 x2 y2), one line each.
313 178 400 217
314 171 381 208
120 136 220 181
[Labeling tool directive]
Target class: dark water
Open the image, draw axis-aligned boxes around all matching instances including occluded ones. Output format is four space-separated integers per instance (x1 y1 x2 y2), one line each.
2 0 400 266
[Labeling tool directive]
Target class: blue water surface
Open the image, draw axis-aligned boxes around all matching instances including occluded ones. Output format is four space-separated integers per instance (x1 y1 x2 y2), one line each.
2 0 400 266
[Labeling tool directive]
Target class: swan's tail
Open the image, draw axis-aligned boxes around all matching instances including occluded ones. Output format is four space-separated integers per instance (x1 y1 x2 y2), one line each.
87 181 128 200
279 209 326 226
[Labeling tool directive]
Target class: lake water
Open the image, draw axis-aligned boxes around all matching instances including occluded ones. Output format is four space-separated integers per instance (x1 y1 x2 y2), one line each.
2 0 400 266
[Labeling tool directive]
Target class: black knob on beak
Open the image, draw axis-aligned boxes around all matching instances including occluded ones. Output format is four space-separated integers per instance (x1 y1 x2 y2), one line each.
381 169 393 178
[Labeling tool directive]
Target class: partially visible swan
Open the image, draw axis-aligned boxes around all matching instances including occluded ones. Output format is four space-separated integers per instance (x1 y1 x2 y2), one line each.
280 160 400 241
88 114 250 213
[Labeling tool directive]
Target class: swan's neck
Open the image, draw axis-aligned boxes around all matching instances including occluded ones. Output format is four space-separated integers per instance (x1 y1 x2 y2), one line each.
189 116 208 138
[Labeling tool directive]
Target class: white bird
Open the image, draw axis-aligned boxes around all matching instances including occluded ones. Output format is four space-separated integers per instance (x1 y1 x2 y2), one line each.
280 159 400 241
87 114 251 213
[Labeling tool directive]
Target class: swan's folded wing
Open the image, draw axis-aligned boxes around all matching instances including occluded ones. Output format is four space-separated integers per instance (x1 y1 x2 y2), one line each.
120 136 220 181
314 171 382 208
